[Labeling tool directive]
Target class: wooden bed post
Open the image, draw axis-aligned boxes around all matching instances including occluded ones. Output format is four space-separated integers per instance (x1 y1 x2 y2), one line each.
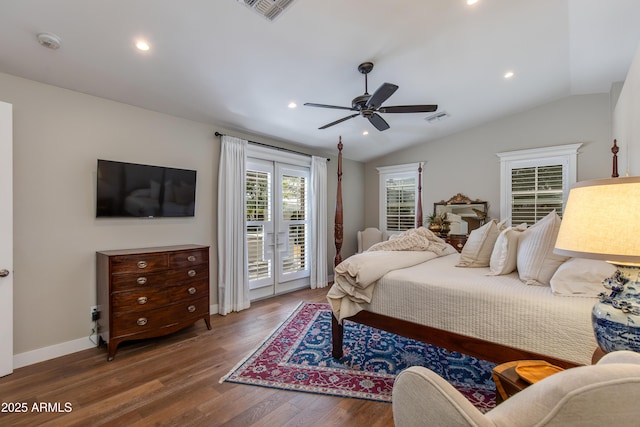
416 163 423 227
334 137 344 267
332 137 345 359
612 139 619 178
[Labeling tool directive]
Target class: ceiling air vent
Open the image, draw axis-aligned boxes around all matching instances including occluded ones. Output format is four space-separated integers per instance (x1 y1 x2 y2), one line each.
237 0 297 21
425 111 450 123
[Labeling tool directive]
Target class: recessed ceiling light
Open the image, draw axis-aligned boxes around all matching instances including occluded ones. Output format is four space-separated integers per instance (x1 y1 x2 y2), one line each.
362 130 369 136
467 0 479 5
504 71 515 79
135 40 150 51
288 102 297 109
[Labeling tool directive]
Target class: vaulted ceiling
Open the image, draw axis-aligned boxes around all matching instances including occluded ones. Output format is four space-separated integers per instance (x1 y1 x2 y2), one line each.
1 0 639 161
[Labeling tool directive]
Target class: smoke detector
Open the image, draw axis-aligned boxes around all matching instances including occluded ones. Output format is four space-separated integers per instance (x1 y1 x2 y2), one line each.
236 0 297 21
425 111 450 123
37 33 62 50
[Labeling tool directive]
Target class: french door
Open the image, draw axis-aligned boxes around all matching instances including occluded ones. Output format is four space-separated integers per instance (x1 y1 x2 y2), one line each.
246 158 310 300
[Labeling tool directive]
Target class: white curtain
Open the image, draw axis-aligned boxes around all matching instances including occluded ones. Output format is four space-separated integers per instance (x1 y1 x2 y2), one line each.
217 136 250 315
310 156 328 288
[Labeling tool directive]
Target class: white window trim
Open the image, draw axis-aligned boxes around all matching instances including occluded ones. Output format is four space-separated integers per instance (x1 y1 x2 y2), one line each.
496 143 582 224
377 162 423 234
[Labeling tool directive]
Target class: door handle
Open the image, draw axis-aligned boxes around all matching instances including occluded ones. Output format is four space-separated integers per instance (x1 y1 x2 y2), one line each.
0 269 9 278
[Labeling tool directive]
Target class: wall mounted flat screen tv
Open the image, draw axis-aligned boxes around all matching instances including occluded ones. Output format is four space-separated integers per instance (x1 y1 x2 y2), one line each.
96 159 196 218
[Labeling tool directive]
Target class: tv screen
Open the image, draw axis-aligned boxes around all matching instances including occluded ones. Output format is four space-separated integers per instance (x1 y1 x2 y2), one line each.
96 159 196 218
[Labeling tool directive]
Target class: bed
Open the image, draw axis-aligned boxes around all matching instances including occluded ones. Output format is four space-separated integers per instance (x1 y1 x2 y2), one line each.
328 138 616 368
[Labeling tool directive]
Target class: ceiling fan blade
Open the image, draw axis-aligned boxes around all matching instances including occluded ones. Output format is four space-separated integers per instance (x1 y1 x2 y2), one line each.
378 104 438 113
304 103 355 111
366 83 399 110
368 113 390 131
318 113 359 129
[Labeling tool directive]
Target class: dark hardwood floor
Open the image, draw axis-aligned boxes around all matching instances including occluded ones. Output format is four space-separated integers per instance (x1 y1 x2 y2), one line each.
0 287 394 427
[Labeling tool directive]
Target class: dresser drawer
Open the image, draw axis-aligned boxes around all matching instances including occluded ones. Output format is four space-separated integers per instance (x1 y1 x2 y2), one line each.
110 263 208 292
111 270 168 292
110 253 168 273
169 249 208 268
164 263 209 284
112 296 209 337
112 280 208 312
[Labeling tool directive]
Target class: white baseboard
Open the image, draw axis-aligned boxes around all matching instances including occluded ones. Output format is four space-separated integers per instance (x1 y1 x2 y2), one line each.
13 303 220 369
14 337 97 369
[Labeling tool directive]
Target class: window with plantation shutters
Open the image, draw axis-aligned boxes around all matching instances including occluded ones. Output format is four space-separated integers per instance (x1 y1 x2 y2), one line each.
497 143 582 226
378 163 422 234
385 176 416 231
511 165 564 223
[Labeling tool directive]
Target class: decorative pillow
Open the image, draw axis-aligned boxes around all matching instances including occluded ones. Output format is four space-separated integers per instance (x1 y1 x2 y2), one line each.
517 210 570 286
457 220 501 267
488 223 527 275
550 258 617 297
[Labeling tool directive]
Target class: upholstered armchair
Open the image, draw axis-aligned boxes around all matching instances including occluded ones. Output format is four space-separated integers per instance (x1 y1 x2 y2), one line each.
392 350 640 427
357 227 388 253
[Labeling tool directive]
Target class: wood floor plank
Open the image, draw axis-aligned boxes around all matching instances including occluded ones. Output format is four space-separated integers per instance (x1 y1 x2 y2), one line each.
0 287 394 426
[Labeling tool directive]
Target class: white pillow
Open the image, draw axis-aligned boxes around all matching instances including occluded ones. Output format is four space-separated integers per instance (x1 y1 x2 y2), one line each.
550 258 617 297
488 223 527 275
457 220 501 267
517 211 570 286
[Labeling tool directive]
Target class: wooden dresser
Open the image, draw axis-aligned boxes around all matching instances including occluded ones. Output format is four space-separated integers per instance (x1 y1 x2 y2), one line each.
446 234 468 253
96 244 211 361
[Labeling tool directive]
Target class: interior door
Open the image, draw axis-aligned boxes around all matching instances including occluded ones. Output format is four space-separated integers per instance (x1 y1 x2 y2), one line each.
0 101 13 377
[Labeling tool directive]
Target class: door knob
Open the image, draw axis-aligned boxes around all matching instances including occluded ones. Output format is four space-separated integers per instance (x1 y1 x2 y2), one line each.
0 269 9 277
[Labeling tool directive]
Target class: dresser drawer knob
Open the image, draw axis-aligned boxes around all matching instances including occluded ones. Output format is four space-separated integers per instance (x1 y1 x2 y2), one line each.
137 277 148 285
188 269 196 277
188 287 197 295
137 296 148 305
136 317 148 326
137 261 148 269
187 255 197 262
187 305 196 313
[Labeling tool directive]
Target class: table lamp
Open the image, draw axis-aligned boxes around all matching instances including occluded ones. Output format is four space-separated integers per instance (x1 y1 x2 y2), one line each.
554 176 640 353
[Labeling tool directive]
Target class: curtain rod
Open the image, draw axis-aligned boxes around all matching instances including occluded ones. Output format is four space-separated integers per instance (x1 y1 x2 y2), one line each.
215 132 330 161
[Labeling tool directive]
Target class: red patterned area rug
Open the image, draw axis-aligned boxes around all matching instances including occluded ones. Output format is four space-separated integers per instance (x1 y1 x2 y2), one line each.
220 302 497 412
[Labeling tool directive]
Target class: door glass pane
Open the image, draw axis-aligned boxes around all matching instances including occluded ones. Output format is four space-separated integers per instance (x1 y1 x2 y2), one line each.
282 175 306 220
281 174 307 276
283 224 306 274
246 168 272 286
247 225 270 280
246 170 270 221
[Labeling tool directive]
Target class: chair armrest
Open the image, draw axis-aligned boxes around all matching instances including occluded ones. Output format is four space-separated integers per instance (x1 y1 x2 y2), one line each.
392 367 492 427
597 350 640 365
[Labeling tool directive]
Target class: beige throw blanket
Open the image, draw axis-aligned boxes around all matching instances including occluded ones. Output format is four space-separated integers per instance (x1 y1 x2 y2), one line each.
327 227 456 321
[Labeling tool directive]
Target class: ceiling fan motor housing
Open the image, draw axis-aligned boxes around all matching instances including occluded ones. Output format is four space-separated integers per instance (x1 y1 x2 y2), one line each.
352 94 371 110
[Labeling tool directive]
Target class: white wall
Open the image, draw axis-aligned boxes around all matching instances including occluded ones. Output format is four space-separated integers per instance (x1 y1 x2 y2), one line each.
613 44 640 176
0 72 361 364
364 93 613 226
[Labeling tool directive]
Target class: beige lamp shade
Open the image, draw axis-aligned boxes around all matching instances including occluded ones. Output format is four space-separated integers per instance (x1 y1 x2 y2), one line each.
554 176 640 265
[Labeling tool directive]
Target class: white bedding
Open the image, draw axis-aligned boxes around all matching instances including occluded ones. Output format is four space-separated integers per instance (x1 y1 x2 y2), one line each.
353 252 598 365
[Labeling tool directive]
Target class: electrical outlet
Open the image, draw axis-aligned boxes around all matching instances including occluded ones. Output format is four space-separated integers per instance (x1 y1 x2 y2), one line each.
90 306 99 321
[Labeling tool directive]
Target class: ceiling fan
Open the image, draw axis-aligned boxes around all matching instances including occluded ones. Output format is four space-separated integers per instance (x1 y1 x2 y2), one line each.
304 62 438 131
